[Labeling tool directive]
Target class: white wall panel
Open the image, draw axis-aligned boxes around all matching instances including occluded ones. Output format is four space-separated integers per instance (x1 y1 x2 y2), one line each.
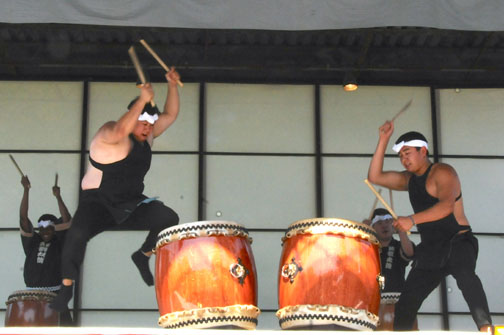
0 231 28 300
441 158 503 233
321 86 431 154
323 157 413 222
206 84 314 153
249 231 284 310
144 154 199 224
88 82 199 151
205 156 316 229
416 314 443 330
0 81 83 150
446 235 503 314
79 311 160 328
81 231 158 309
438 88 504 156
0 153 80 229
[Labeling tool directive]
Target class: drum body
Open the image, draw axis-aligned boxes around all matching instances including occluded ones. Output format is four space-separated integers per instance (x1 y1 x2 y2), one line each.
155 221 260 329
4 290 59 327
377 292 418 331
277 218 381 331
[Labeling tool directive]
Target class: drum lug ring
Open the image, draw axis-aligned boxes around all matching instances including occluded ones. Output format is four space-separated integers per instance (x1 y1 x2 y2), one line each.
229 257 250 285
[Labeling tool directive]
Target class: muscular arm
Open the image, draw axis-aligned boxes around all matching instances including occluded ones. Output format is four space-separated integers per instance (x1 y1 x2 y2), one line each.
368 120 410 191
153 69 180 139
19 176 33 236
99 85 154 144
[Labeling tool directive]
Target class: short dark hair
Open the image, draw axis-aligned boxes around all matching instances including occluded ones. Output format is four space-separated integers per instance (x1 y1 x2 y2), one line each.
395 131 428 145
127 96 160 117
371 208 391 221
37 214 57 224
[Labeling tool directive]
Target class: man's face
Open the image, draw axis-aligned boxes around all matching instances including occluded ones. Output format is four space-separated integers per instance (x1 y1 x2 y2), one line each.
132 121 154 142
39 226 55 242
373 218 394 242
399 146 425 172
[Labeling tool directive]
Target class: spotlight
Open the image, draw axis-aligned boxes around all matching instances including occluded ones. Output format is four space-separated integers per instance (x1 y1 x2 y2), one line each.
343 72 358 92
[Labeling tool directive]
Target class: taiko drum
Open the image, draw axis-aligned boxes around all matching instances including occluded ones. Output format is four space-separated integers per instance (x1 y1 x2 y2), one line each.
155 221 260 329
4 290 59 327
277 218 382 331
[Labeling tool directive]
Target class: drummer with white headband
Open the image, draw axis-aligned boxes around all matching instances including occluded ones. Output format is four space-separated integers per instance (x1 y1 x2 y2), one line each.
368 120 493 332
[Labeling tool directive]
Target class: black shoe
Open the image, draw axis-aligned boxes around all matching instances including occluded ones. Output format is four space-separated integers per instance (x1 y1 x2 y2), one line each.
131 250 154 286
50 284 73 312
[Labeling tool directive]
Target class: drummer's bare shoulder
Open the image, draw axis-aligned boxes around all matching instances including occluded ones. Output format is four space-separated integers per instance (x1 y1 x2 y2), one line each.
427 163 461 197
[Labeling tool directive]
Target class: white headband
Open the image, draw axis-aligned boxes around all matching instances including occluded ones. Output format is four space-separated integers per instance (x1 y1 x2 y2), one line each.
392 139 428 153
138 112 159 124
37 220 55 228
371 214 393 226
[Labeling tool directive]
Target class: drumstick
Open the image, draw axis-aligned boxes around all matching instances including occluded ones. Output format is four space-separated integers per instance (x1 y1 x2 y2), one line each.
9 154 25 177
139 39 184 87
391 99 413 122
128 46 156 108
389 188 394 211
55 173 58 187
368 188 382 220
364 179 398 220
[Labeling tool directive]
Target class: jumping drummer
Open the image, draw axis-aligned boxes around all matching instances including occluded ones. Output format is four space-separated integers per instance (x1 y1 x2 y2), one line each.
18 174 73 323
50 69 181 312
367 120 493 332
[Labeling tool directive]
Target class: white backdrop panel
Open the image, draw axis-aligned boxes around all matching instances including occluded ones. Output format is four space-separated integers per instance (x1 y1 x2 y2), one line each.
88 82 199 151
438 88 504 156
143 154 199 224
81 231 157 309
321 86 431 154
0 231 29 299
416 314 443 331
205 156 316 229
441 158 503 233
249 231 284 310
206 84 314 153
323 157 413 222
0 81 83 150
446 236 503 314
0 153 80 229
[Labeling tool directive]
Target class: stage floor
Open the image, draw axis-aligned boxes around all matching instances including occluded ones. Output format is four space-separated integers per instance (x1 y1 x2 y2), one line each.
0 328 489 335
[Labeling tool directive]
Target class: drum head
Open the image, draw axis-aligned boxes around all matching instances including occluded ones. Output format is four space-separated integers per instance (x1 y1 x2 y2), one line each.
156 221 251 250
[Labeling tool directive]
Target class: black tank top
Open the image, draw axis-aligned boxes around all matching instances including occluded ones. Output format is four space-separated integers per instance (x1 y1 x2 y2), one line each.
408 164 461 245
89 135 151 204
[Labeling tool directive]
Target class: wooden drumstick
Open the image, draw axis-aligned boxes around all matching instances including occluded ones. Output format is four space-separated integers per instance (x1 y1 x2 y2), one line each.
128 46 156 107
55 173 58 187
139 39 184 87
9 154 25 177
368 188 382 220
364 179 398 220
389 188 394 211
391 99 412 122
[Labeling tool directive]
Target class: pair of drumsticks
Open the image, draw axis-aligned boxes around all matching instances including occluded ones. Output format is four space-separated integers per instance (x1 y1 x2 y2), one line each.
128 39 183 92
9 154 58 187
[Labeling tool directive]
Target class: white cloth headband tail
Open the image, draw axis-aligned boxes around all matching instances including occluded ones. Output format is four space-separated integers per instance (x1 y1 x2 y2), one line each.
371 214 393 226
138 112 159 124
392 139 428 153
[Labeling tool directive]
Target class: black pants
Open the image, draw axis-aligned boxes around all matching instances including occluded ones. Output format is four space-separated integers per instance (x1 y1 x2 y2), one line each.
61 199 179 280
394 232 492 330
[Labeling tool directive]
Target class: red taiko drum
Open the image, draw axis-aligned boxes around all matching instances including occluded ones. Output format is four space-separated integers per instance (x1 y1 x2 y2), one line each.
155 221 260 329
277 218 382 331
4 290 59 326
377 292 418 331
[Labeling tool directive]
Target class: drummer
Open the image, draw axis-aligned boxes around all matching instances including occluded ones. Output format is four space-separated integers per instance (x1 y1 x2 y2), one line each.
370 208 414 294
18 175 73 323
51 70 181 312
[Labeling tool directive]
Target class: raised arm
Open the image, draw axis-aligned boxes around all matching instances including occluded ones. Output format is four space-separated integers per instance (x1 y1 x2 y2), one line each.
153 69 180 138
53 184 72 229
99 84 154 144
368 120 410 191
19 175 33 236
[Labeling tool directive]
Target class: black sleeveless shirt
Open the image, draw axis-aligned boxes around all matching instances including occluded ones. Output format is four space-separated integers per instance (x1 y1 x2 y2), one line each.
408 164 462 245
86 135 151 222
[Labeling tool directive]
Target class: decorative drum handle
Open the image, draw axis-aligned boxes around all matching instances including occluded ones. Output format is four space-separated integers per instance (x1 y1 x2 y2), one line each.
179 231 198 240
377 274 385 290
281 257 303 284
229 257 249 285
